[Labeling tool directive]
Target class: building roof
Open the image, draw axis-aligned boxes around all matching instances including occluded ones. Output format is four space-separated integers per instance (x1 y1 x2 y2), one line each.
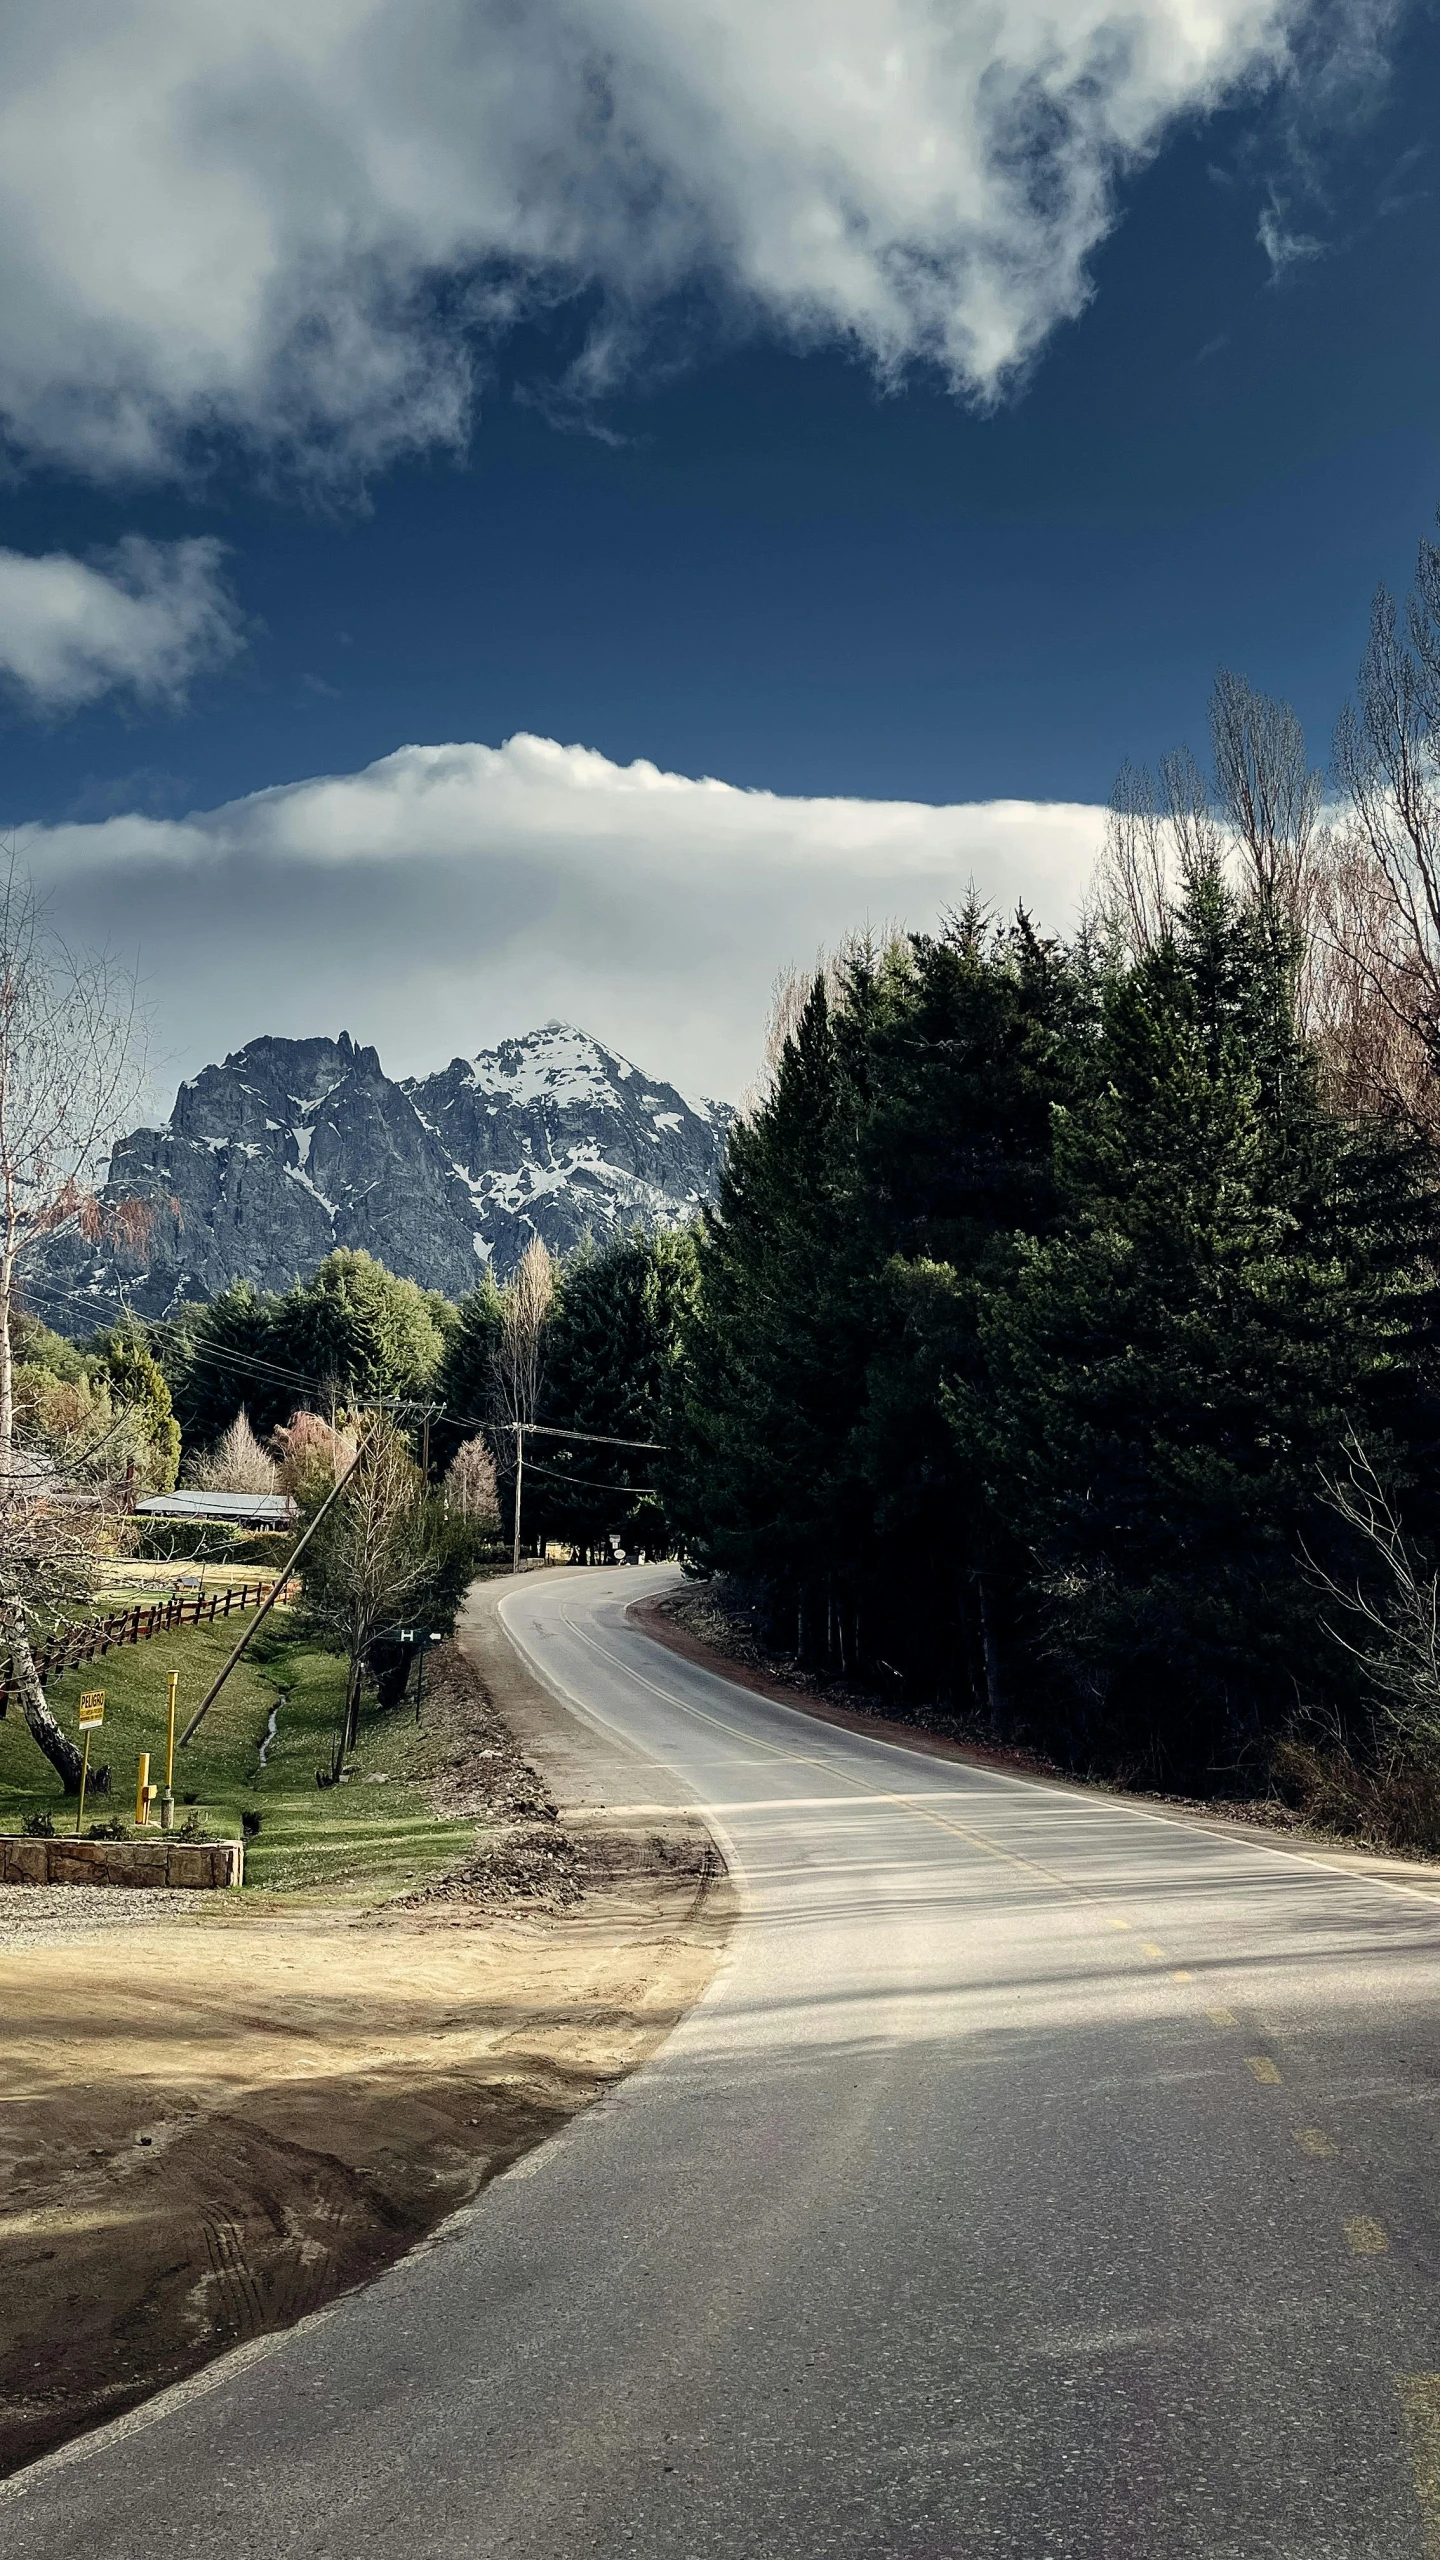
134 1491 297 1525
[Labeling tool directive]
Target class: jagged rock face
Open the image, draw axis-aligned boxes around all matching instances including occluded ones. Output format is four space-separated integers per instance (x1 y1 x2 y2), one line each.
31 1024 732 1334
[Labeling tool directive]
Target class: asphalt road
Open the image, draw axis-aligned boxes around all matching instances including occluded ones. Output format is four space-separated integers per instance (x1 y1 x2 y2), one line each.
8 1564 1440 2559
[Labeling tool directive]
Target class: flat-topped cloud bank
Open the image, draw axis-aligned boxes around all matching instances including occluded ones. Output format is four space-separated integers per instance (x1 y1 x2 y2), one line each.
20 733 1105 1106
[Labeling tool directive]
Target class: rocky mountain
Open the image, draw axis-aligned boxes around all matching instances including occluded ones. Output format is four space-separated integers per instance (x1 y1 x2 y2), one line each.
32 1023 734 1334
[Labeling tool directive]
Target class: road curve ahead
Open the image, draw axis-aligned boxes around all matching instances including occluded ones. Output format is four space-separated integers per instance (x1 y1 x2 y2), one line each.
8 1565 1440 2559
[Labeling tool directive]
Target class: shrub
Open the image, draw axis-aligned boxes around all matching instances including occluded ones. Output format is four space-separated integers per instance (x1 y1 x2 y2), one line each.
1272 1735 1440 1857
135 1517 241 1562
186 1408 279 1494
272 1408 357 1502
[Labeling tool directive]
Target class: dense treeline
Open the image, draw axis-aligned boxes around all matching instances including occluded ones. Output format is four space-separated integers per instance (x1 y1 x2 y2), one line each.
671 618 1440 1797
672 877 1434 1783
150 1235 694 1561
22 535 1440 1824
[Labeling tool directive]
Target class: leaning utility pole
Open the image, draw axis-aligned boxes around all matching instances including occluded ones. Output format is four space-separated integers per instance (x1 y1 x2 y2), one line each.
179 1431 372 1743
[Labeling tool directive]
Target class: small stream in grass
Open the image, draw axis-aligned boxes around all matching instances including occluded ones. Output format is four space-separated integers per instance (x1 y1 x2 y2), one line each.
258 1691 288 1769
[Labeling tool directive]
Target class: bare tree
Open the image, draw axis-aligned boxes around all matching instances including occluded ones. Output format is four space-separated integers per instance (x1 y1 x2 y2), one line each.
0 857 144 1454
0 1484 112 1793
0 856 145 1788
187 1408 280 1494
491 1237 555 1571
1093 759 1170 960
1091 709 1279 966
272 1407 358 1500
1306 823 1439 1139
1211 670 1323 932
0 1367 152 1789
1331 544 1440 1129
299 1420 429 1765
444 1432 500 1531
1307 1431 1440 1760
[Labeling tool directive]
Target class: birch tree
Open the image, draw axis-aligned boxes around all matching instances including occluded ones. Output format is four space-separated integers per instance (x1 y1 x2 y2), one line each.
0 856 144 1788
491 1237 554 1570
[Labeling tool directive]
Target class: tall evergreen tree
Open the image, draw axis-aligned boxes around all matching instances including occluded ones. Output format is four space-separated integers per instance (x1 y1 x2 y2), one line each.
677 916 1090 1685
168 1281 284 1446
98 1325 181 1490
968 858 1431 1775
271 1250 449 1412
676 974 871 1644
538 1228 697 1554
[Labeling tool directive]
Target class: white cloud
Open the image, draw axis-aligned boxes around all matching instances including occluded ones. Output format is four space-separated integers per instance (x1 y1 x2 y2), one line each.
20 734 1104 1100
0 537 243 712
1257 196 1325 271
0 0 1327 478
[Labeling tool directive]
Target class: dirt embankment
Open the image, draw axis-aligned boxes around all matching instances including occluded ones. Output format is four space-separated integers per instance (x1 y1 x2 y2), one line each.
0 1574 732 2479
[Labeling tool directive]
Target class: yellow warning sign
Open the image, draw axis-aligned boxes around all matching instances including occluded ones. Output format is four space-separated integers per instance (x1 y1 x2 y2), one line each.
77 1691 105 1728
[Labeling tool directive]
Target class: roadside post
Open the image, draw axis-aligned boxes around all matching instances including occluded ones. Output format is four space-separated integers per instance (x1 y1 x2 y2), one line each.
135 1752 157 1827
160 1670 178 1831
75 1692 105 1835
400 1627 443 1723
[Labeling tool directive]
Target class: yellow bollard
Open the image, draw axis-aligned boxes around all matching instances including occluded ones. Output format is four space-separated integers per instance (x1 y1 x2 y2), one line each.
160 1671 179 1830
135 1752 151 1827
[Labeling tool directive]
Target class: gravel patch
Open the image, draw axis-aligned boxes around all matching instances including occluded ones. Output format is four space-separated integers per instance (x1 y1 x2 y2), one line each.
0 1883 205 1949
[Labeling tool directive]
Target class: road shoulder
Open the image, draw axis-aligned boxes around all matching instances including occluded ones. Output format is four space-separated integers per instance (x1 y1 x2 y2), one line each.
629 1585 1440 1904
0 1575 733 2481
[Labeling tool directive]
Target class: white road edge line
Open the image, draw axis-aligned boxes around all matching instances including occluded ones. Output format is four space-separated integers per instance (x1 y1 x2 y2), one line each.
596 1574 1440 1919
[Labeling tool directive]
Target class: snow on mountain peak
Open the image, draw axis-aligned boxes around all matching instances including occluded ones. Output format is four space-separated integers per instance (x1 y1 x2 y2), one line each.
35 1020 734 1333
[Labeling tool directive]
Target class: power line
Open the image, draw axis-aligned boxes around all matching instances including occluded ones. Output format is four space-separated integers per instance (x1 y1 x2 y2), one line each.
15 1279 670 1452
521 1457 657 1495
475 1418 668 1452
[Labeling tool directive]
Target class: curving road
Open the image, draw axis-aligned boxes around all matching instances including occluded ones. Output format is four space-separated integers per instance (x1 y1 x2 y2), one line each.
9 1564 1440 2557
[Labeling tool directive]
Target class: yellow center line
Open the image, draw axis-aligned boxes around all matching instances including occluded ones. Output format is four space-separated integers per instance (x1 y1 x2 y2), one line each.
559 1612 1097 1900
1295 2128 1336 2157
1206 2006 1238 2026
1397 2375 1440 2556
555 1613 1229 2010
1344 2216 1388 2256
1246 2055 1283 2084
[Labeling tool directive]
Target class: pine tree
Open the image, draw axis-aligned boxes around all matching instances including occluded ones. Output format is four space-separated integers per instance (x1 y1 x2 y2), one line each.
972 858 1431 1776
169 1281 283 1446
99 1325 181 1490
677 974 870 1646
539 1229 697 1555
271 1250 447 1411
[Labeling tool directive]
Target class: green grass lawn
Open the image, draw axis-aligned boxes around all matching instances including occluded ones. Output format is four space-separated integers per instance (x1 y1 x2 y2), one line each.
0 1613 479 1901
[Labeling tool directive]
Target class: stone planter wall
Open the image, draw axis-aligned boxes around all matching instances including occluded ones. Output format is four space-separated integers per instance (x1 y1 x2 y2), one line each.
0 1833 244 1890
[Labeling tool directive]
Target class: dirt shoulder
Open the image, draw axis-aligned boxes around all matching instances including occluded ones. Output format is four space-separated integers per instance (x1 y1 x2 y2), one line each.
0 1574 732 2479
632 1580 1440 1905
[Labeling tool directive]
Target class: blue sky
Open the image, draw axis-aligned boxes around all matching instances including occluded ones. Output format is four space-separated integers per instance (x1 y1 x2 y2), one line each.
2 0 1438 1096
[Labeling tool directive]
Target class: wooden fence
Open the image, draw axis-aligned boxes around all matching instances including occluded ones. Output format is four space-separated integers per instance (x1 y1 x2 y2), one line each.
0 1581 292 1716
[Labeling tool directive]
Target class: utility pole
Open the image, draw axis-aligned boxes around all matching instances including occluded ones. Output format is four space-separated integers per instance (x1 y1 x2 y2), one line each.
512 1422 524 1575
180 1430 372 1744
